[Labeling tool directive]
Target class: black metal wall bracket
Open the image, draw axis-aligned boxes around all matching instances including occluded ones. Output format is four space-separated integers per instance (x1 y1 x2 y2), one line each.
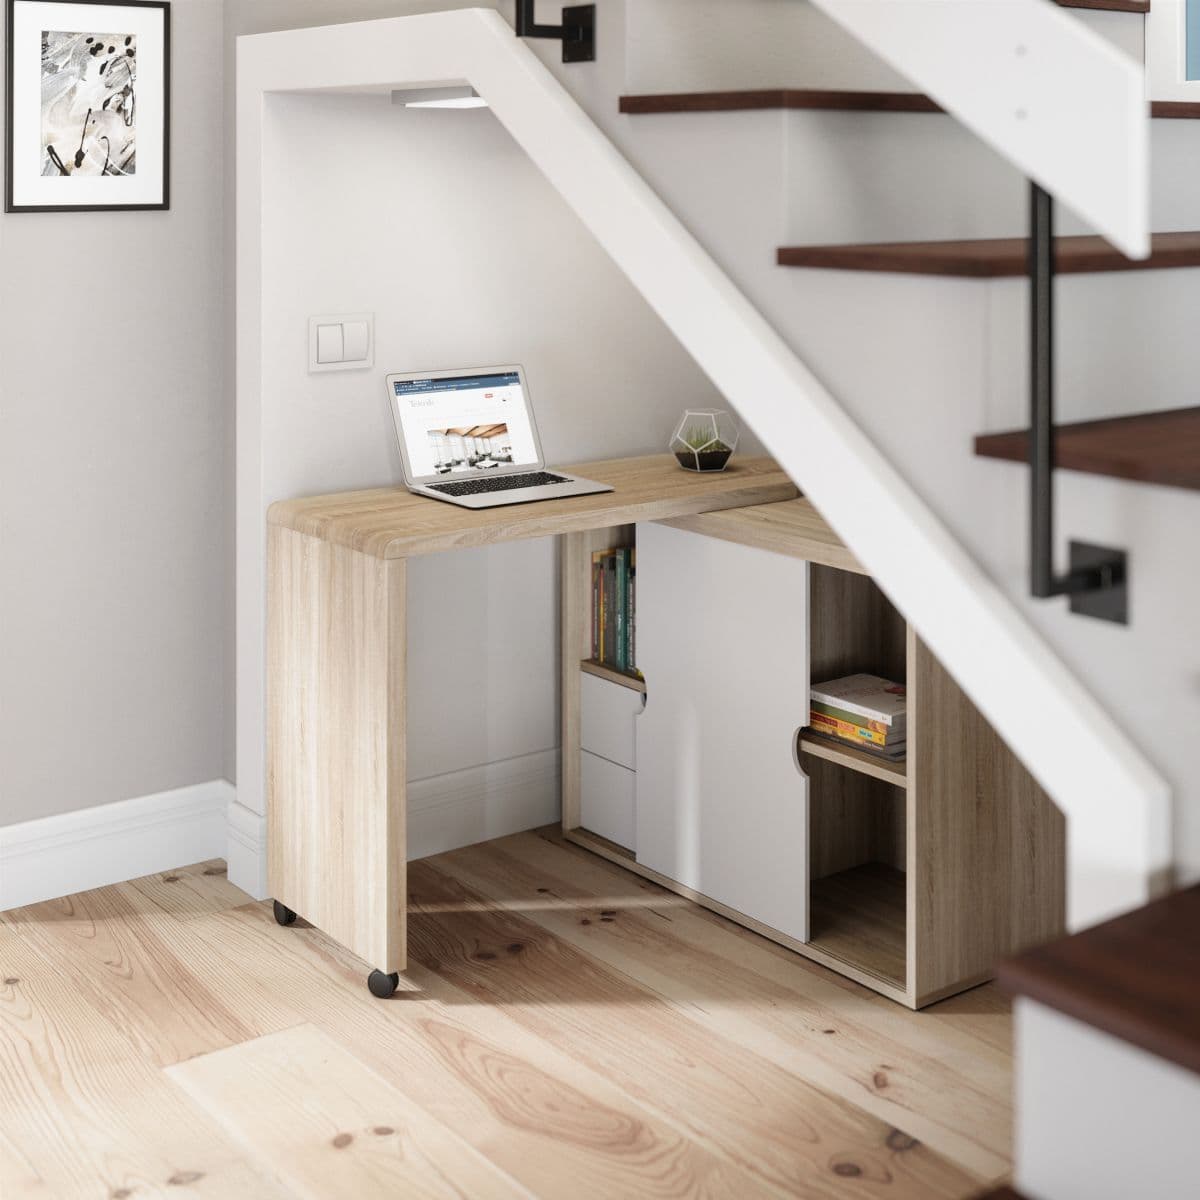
1028 181 1129 625
515 2 596 62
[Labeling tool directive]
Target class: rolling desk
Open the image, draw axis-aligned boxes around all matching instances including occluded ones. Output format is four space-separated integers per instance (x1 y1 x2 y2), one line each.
265 455 796 996
267 453 1064 1005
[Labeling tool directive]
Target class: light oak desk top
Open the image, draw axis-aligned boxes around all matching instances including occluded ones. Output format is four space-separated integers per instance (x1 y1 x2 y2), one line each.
267 454 797 558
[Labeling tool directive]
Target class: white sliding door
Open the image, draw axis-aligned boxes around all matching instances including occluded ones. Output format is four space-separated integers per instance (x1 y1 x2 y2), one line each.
634 522 810 942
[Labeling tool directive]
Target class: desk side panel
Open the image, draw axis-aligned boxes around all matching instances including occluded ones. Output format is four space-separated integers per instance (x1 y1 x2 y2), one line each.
908 632 1065 1006
268 526 406 973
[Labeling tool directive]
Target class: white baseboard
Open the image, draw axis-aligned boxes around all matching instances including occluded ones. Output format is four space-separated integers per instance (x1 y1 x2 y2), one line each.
226 796 269 901
0 780 233 911
1 752 560 913
407 748 560 861
224 748 561 902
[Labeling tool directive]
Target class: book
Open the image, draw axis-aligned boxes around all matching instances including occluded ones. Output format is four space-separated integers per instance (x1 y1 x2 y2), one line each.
591 551 603 661
810 674 906 727
807 727 907 762
615 549 629 673
810 698 903 738
603 551 617 666
810 710 888 747
587 545 640 679
628 549 637 673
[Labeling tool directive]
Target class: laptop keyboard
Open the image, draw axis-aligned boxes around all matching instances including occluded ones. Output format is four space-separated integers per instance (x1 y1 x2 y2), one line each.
427 471 570 498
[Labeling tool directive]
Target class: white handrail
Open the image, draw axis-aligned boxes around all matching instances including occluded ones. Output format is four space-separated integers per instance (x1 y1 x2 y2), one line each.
808 0 1149 257
237 7 1170 926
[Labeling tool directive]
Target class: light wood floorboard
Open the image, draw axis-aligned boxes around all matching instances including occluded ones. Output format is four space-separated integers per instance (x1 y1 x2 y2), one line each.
0 833 1013 1198
0 929 290 1199
168 1023 534 1199
436 830 1012 1180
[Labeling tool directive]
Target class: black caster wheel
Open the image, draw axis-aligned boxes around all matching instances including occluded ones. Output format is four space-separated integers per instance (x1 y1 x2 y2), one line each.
367 969 400 999
272 900 298 927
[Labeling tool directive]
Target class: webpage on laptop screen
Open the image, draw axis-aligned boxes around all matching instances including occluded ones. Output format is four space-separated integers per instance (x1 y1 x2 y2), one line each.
394 372 540 478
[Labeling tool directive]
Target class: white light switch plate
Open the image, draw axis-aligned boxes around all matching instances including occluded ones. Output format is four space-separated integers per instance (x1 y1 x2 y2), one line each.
308 313 374 372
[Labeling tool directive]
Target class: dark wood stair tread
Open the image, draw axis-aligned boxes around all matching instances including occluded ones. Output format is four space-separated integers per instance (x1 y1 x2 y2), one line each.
620 89 943 115
621 88 1196 120
974 407 1200 490
777 232 1200 277
998 883 1200 1076
1058 0 1148 9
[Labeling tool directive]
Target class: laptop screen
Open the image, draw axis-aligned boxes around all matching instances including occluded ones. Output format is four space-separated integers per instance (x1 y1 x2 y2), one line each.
392 370 540 478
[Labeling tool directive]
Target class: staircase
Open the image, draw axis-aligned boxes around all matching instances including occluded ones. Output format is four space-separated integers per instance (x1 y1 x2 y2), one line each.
238 2 1185 943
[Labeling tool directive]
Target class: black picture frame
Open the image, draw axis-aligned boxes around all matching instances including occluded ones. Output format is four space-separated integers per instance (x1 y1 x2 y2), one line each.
5 0 171 212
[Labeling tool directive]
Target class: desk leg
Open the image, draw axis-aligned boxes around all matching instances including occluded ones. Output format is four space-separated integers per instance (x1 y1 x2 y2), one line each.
267 526 407 990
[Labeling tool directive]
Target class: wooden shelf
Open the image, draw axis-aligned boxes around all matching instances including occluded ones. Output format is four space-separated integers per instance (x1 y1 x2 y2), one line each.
778 232 1200 277
800 731 907 788
999 883 1200 1077
810 863 907 989
581 659 647 693
974 406 1200 491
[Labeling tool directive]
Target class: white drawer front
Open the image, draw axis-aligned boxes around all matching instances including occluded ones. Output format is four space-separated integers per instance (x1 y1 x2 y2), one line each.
580 750 637 850
581 672 642 770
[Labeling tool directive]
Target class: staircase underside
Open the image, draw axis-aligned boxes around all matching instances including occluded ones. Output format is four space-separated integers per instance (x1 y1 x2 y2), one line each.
975 407 1200 491
776 232 1200 277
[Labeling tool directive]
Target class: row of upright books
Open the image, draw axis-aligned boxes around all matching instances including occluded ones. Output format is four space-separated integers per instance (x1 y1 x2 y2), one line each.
809 673 906 762
591 547 639 677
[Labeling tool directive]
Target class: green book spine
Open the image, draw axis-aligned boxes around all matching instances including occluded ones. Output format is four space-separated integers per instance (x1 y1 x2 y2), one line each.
615 549 628 673
590 557 601 660
628 550 636 673
603 553 617 666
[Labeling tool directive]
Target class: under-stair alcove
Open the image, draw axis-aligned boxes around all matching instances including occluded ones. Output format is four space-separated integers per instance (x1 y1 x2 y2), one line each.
236 62 749 885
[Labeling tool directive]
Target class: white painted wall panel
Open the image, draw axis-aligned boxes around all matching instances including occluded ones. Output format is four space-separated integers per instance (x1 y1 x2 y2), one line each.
1016 998 1200 1200
240 83 731 817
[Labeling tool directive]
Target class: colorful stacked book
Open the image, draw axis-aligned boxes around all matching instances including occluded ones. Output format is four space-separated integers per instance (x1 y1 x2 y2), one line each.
809 673 906 761
591 547 639 677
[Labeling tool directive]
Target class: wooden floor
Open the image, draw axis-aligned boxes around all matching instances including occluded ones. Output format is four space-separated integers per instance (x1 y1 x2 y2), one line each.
0 828 1012 1199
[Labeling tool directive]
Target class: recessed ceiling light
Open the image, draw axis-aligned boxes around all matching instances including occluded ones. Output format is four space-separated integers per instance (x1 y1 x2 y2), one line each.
392 86 487 110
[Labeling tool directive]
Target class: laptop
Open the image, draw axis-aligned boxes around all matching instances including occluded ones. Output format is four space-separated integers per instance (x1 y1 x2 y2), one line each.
386 365 613 509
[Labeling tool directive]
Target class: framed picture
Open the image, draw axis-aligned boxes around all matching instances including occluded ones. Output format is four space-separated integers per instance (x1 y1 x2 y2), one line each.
5 0 170 212
1147 0 1200 101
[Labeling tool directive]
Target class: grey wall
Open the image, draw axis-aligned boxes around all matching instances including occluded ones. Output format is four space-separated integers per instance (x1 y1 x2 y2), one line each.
0 0 226 825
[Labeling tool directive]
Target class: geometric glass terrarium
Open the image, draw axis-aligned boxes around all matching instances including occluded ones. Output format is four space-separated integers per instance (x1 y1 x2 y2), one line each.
671 409 741 472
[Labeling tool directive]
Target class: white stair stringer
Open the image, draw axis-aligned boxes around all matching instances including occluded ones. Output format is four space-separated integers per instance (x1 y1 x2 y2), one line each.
805 0 1150 258
237 7 1171 929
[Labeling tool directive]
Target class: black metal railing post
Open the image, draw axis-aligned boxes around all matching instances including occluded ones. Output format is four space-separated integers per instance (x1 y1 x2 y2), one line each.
1026 180 1128 622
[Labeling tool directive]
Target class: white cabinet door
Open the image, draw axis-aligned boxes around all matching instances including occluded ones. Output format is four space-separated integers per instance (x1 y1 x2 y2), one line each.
634 521 810 942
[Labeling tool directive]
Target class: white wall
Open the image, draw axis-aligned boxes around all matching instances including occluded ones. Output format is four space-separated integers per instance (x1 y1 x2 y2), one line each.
234 45 735 874
0 0 226 828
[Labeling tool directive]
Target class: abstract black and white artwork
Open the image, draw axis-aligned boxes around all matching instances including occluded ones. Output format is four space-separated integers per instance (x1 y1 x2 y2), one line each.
41 30 138 178
7 1 170 211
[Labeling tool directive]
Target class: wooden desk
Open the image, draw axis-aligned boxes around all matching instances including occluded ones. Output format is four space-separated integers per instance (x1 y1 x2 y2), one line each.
266 456 796 991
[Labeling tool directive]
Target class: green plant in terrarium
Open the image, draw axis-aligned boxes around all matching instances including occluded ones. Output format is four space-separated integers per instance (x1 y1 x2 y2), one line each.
671 409 740 472
680 424 731 454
